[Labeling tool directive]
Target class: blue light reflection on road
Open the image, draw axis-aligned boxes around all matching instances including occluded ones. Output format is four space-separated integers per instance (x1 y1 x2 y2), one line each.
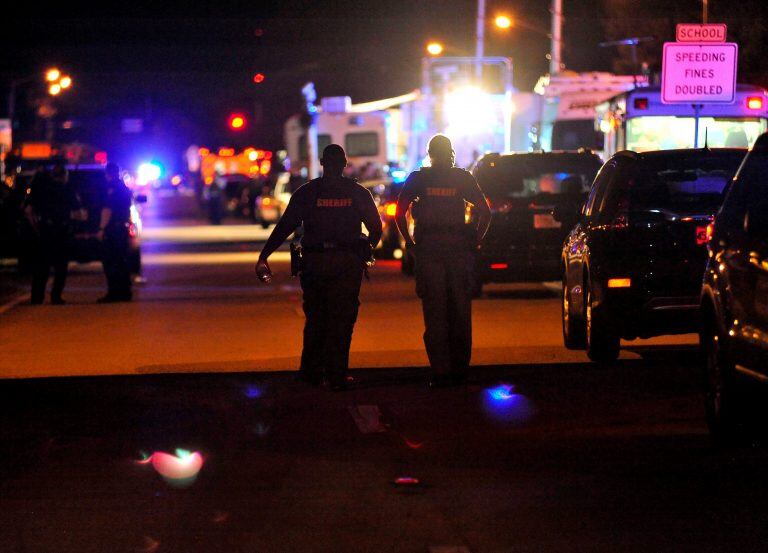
482 383 535 424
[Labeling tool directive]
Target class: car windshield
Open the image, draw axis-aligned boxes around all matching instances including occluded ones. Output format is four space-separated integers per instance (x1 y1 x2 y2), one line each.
628 152 745 213
475 155 602 199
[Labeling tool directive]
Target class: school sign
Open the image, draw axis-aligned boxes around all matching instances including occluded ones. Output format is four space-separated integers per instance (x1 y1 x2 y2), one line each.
661 24 738 105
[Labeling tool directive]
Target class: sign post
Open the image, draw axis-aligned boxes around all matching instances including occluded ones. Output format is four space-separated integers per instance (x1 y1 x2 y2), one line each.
662 25 736 147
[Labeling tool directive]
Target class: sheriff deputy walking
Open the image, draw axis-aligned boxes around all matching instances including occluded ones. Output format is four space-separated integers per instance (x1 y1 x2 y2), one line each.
255 144 382 390
396 134 491 388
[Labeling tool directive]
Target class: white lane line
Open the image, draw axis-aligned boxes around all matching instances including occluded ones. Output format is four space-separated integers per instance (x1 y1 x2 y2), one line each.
142 251 291 266
0 292 30 315
142 225 272 243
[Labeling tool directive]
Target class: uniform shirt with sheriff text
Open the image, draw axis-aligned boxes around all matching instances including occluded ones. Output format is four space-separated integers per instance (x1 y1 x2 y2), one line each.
260 176 383 257
398 166 488 249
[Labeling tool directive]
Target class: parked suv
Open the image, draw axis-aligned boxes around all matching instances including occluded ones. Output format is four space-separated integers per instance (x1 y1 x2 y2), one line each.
472 151 602 294
700 134 768 443
561 148 745 363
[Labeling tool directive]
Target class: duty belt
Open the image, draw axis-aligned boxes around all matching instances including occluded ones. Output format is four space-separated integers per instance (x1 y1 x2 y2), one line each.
302 241 354 253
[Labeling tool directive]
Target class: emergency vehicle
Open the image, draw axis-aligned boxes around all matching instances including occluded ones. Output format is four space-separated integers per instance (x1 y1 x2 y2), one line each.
597 84 768 158
532 71 643 158
284 57 517 174
198 147 273 186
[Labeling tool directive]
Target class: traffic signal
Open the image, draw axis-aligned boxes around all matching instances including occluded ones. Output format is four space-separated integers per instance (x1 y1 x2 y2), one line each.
228 113 247 131
253 73 265 84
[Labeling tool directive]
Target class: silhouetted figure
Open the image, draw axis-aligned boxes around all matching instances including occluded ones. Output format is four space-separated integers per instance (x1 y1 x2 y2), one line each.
256 144 382 390
396 134 491 388
24 163 85 305
208 178 224 225
97 162 133 303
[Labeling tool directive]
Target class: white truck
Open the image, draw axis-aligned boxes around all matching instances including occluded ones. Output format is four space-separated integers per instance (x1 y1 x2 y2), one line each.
532 71 643 158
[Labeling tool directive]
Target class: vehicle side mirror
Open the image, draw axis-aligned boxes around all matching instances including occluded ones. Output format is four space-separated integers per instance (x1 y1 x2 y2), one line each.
135 194 148 204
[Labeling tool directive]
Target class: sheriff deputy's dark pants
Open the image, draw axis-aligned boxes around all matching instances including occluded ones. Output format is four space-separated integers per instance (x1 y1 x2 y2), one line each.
299 250 363 383
31 227 70 303
415 247 475 376
102 227 132 300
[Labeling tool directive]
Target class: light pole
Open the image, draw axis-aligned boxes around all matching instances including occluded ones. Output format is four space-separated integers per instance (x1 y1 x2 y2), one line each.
484 0 563 75
7 67 72 146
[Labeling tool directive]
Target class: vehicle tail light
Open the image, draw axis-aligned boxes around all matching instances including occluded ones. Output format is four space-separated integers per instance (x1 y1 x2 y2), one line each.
607 278 631 288
384 202 397 217
696 225 710 245
490 263 508 270
747 97 763 110
633 97 649 110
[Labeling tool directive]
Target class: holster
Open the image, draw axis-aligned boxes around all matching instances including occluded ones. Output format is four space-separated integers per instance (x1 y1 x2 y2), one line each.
290 242 303 276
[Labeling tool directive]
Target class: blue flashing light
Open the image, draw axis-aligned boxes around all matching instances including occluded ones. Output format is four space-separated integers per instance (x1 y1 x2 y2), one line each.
137 162 163 186
391 169 407 184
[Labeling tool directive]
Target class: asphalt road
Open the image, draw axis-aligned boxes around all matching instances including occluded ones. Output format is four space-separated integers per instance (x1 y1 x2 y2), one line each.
3 194 768 552
0 190 693 378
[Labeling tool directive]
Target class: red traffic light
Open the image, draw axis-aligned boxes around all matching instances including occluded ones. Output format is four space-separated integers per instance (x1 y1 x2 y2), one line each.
253 73 265 84
228 113 247 131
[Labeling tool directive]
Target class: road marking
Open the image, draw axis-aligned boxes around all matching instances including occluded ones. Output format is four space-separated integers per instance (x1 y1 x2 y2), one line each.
142 251 291 265
142 224 272 243
0 292 29 315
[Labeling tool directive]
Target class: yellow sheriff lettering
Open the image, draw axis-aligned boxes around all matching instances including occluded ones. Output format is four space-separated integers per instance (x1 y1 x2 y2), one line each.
317 198 353 207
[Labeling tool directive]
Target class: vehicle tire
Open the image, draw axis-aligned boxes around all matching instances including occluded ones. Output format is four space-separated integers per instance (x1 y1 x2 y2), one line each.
585 282 620 363
562 274 586 349
260 220 270 229
702 319 748 446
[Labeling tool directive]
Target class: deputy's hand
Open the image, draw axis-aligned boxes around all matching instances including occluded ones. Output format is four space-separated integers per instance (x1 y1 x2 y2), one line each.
255 259 273 283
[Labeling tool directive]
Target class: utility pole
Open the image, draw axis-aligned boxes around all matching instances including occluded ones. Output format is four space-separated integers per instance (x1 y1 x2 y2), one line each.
550 0 563 74
475 0 486 79
703 0 708 23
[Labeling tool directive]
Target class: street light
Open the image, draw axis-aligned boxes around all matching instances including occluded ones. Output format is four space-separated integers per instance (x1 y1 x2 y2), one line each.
494 15 513 29
46 70 72 96
45 68 61 82
426 42 444 56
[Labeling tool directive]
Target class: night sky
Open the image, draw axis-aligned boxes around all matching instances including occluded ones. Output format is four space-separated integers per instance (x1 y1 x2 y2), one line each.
3 0 767 165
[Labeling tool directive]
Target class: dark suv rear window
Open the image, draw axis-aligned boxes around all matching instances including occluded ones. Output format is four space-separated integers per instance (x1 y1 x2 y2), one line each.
627 152 744 214
475 155 602 199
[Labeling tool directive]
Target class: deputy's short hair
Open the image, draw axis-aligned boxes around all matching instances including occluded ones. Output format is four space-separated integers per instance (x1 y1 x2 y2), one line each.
321 144 347 165
427 134 453 155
